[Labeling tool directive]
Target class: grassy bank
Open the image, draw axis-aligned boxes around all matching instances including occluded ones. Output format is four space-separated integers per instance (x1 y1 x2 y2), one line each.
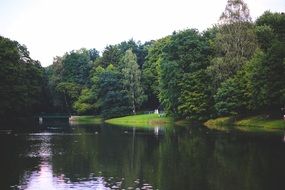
105 114 173 128
204 115 285 133
204 117 235 131
70 116 102 125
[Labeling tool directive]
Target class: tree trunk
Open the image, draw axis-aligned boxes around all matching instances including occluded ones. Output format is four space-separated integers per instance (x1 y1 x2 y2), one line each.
64 92 70 115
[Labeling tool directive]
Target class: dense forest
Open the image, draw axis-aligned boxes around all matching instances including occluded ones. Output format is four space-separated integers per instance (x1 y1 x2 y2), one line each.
0 36 50 120
0 0 285 122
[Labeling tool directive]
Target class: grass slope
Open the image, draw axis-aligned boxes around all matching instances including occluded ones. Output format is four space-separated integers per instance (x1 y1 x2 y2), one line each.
70 116 102 124
105 114 173 128
204 117 235 131
204 115 285 133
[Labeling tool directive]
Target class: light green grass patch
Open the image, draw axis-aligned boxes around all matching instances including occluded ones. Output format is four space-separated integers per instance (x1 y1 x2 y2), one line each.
236 116 285 132
204 116 235 131
204 115 285 133
105 114 173 128
70 116 102 124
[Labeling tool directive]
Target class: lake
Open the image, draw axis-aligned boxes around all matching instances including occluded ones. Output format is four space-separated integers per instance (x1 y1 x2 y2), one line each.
0 123 285 190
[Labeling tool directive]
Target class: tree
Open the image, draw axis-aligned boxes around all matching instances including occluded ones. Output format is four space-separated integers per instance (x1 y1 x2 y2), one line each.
94 39 148 69
121 49 146 114
158 29 213 119
255 25 275 51
117 39 148 68
89 48 100 62
46 48 99 112
73 66 105 115
178 71 213 120
73 88 95 115
241 49 268 112
94 45 121 68
263 42 285 115
256 11 285 43
142 37 170 109
61 48 92 85
56 82 81 114
219 0 251 24
99 65 132 118
207 7 284 118
214 72 248 116
159 60 181 116
254 12 285 116
208 0 257 88
0 36 47 119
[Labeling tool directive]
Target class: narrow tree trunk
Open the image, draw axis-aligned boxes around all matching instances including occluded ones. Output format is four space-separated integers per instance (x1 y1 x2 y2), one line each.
132 90 136 114
64 92 70 116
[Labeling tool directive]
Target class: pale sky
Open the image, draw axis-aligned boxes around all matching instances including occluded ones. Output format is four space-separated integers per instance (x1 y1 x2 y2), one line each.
0 0 284 67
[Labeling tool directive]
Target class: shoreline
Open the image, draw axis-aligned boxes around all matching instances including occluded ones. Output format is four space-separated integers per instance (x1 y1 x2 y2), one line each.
204 115 285 133
105 114 173 128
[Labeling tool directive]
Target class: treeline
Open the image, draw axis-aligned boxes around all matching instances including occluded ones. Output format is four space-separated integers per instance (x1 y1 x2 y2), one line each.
46 41 147 118
0 36 49 119
1 0 284 121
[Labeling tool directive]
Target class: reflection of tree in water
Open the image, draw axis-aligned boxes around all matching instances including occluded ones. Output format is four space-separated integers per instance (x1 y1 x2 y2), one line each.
10 126 285 190
18 133 121 190
156 128 285 190
206 137 263 190
207 136 285 190
157 128 211 190
51 127 161 189
0 134 41 189
18 134 56 189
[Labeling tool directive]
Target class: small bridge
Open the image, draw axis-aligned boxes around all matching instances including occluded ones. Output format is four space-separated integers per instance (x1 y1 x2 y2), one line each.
38 114 71 125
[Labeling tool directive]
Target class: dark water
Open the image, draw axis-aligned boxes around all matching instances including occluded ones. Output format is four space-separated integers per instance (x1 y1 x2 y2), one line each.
0 123 285 190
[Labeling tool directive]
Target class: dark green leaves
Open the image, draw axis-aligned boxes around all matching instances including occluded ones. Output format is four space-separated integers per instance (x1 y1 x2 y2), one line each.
0 36 47 118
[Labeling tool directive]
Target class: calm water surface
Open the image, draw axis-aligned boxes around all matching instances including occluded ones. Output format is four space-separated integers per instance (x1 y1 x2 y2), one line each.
0 123 285 190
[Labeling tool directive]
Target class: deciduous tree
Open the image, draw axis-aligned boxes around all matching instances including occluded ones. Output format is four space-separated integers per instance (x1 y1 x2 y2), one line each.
121 49 145 114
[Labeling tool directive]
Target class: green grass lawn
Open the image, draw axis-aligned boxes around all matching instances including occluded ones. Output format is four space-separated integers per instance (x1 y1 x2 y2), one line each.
204 116 235 131
105 114 173 128
204 115 285 133
235 116 285 132
70 116 102 124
